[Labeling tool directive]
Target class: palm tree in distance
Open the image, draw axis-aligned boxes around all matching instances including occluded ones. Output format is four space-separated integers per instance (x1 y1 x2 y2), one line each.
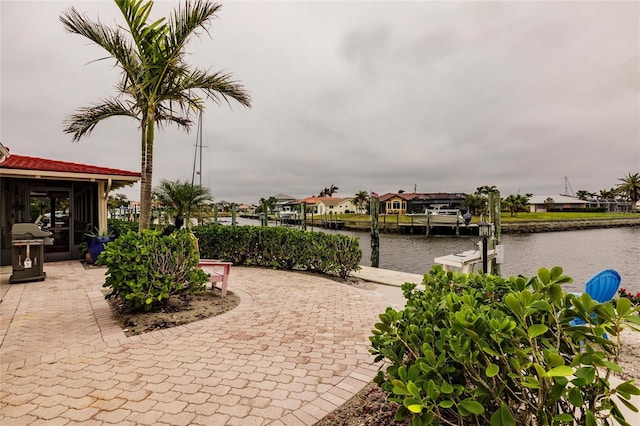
616 172 640 211
153 180 212 229
61 0 251 230
353 190 370 214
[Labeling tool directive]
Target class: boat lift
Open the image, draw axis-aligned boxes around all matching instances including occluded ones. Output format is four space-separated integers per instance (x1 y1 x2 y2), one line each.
433 242 502 274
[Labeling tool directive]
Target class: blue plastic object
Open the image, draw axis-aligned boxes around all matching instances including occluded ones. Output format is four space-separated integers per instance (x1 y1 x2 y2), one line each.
571 269 622 329
584 269 621 303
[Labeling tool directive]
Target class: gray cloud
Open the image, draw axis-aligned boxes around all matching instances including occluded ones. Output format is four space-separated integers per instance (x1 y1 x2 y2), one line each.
1 0 638 204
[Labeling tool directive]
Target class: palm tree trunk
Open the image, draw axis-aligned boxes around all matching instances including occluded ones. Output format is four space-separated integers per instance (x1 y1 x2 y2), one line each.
139 113 155 230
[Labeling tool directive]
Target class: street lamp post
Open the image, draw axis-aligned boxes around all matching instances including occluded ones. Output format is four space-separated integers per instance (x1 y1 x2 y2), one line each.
478 221 493 274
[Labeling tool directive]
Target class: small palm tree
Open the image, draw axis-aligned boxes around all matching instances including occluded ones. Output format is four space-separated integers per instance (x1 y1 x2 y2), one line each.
61 0 251 231
153 180 212 229
616 172 640 211
352 190 370 214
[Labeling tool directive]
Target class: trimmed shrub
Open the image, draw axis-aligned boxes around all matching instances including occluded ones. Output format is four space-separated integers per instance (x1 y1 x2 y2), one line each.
100 229 209 311
107 218 138 238
192 224 361 278
370 266 640 425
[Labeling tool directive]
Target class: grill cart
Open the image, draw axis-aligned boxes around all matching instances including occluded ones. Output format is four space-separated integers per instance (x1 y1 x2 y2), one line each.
9 223 54 284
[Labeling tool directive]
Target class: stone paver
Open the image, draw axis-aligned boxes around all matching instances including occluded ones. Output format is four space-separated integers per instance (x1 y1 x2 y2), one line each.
0 261 390 425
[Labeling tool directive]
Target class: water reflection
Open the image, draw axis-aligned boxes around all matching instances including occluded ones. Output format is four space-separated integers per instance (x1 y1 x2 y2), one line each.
234 218 640 293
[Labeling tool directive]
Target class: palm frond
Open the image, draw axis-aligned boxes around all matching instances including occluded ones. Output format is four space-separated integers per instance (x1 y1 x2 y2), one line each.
63 99 138 142
60 6 142 88
177 68 251 108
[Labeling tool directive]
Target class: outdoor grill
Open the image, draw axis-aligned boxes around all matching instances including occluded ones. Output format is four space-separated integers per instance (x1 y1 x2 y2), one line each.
9 223 54 283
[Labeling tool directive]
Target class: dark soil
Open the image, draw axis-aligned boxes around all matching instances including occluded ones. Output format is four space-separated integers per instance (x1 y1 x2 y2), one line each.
106 289 241 336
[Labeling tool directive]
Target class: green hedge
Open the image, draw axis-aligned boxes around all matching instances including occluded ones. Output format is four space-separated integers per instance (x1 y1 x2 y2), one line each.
371 266 640 425
192 224 361 278
107 218 138 238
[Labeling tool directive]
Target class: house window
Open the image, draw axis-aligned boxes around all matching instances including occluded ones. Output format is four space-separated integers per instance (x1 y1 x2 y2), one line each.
393 201 400 210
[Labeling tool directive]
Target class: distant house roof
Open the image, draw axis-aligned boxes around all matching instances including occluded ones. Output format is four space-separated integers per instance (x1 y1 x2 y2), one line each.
0 145 140 190
379 192 467 202
272 193 295 201
528 195 586 205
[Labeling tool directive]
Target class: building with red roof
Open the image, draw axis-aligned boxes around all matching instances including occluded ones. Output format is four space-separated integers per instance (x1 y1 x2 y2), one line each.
0 143 140 265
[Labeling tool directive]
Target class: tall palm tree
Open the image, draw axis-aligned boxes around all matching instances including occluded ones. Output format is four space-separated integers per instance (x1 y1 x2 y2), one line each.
153 179 212 229
617 172 640 211
61 0 251 230
326 185 339 197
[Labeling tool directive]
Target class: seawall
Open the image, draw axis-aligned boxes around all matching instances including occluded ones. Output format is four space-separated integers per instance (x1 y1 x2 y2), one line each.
500 217 640 234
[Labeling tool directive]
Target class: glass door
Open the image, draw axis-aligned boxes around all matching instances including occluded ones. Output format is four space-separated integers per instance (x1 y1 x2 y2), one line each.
29 189 72 261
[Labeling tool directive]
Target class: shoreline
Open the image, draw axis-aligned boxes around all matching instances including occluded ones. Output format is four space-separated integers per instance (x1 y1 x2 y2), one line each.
305 216 640 234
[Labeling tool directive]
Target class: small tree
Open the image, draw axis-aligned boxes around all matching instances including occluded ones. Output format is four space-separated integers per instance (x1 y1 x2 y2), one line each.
353 190 370 214
502 194 530 217
616 172 640 212
153 179 212 229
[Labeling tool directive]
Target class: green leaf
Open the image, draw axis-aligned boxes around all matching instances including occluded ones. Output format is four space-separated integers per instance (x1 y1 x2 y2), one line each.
602 360 623 373
441 382 454 394
490 404 516 426
617 297 632 316
458 399 484 415
553 413 574 422
567 386 584 407
538 267 551 284
585 410 597 426
547 366 573 377
616 381 640 396
407 381 422 399
403 398 424 414
574 367 596 385
504 294 523 318
439 400 455 408
528 324 548 339
486 363 499 378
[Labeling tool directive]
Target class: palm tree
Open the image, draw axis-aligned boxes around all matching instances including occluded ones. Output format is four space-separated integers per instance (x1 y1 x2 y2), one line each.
326 185 339 197
153 179 212 229
575 190 591 201
502 194 530 217
352 190 370 214
61 0 251 230
616 172 640 211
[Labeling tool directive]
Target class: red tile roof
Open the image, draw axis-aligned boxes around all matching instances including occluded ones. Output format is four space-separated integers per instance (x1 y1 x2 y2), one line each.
1 154 140 177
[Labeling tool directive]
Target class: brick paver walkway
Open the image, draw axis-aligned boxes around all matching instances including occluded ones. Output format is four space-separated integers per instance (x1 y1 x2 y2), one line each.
0 261 389 425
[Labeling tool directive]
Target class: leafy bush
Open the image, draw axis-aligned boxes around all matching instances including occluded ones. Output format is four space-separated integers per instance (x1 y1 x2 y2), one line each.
370 266 640 425
107 218 138 238
192 224 361 278
100 229 209 311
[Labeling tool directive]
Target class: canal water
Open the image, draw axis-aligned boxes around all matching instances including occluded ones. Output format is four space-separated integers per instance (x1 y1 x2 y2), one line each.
235 218 640 293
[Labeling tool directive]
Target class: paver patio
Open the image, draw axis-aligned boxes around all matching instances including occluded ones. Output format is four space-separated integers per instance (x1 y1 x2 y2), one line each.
0 261 391 425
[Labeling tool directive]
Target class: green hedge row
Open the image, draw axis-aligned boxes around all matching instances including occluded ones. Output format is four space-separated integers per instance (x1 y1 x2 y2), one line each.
192 224 361 279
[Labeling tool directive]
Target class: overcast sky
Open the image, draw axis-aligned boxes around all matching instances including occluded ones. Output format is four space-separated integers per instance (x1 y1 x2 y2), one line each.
1 0 639 204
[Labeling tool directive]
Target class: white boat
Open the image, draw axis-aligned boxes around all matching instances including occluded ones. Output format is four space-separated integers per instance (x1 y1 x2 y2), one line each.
407 207 464 225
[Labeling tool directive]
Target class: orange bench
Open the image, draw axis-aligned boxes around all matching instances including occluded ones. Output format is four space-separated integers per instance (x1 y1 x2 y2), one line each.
197 259 232 298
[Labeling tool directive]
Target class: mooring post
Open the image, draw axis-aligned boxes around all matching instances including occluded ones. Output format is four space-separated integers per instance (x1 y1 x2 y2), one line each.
231 203 237 226
371 196 380 268
488 190 501 276
262 201 268 226
301 202 307 231
213 203 218 225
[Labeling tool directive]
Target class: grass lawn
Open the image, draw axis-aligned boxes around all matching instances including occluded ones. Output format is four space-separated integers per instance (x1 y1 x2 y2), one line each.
331 212 638 224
